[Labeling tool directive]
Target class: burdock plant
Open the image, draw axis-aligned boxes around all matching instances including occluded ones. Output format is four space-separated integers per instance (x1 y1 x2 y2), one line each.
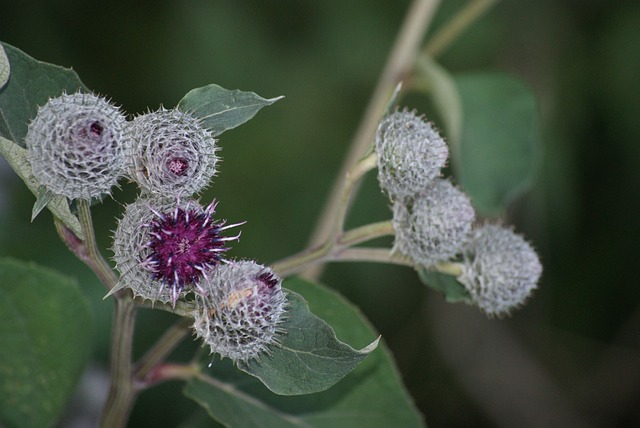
0 2 544 427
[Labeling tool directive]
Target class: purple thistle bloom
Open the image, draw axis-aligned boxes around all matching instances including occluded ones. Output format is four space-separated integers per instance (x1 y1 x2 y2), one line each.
110 197 243 306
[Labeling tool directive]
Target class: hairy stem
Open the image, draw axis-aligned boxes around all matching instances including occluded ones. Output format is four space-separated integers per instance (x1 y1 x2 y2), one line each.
304 0 441 280
424 0 500 58
99 297 137 428
75 199 118 290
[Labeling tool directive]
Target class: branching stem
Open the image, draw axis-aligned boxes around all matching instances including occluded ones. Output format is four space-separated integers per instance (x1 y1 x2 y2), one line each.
99 297 137 428
304 0 441 280
135 317 193 385
424 0 500 58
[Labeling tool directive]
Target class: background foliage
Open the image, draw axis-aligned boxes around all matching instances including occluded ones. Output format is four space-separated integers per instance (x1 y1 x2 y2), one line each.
1 0 639 426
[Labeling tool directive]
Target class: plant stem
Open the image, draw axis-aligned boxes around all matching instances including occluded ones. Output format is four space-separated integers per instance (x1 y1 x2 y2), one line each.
99 297 137 428
434 261 464 276
139 363 200 387
304 0 441 280
337 247 414 267
330 153 378 243
75 199 118 290
272 220 396 277
423 0 499 58
338 220 395 247
135 317 193 384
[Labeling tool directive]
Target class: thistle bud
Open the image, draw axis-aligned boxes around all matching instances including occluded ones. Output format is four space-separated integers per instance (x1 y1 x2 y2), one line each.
192 261 287 363
459 224 542 317
25 92 128 199
110 197 241 306
128 108 219 197
375 109 449 200
393 179 475 267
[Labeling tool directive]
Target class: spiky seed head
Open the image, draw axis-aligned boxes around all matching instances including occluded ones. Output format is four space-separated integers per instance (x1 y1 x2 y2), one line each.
458 224 542 317
375 109 449 200
110 197 241 306
25 91 128 199
128 107 219 197
393 178 475 267
192 261 287 363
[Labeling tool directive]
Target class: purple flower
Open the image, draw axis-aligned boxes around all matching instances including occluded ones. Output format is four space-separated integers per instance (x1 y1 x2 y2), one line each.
110 197 242 306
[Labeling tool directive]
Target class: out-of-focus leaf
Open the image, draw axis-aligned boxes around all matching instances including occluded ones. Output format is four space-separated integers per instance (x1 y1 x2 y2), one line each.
453 72 541 216
0 42 87 146
177 84 283 136
0 258 93 428
0 137 83 239
184 277 424 428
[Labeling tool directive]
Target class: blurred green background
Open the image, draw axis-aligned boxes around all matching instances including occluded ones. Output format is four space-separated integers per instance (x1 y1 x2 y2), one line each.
1 0 639 427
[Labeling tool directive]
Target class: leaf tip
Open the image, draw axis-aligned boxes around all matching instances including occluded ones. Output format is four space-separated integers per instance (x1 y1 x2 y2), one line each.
362 335 381 354
268 95 285 104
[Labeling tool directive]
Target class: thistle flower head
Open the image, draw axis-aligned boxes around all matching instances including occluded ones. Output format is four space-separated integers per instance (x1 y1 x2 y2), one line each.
25 91 128 199
375 109 449 200
393 179 475 267
111 197 241 306
192 261 287 363
128 108 219 197
459 224 542 317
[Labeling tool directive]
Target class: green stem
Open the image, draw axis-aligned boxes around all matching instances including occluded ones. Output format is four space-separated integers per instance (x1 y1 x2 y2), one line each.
331 153 379 240
424 0 500 58
272 220 396 277
303 0 441 280
75 199 118 290
336 247 414 267
338 220 395 247
434 261 464 276
99 297 137 428
135 317 193 384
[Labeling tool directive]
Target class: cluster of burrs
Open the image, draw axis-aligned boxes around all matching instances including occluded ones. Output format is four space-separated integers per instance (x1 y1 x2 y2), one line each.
375 109 542 317
25 91 286 362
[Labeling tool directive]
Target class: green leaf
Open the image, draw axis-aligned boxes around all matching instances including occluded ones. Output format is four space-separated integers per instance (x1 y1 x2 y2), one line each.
0 137 84 239
31 186 56 222
0 44 9 90
237 290 379 395
0 42 87 146
418 269 470 303
184 277 424 428
177 84 283 136
453 72 541 216
0 258 93 428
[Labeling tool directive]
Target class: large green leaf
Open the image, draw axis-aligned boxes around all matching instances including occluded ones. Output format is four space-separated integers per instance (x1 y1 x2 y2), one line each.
0 42 87 146
237 290 379 395
184 277 424 428
453 72 541 216
0 137 84 239
177 84 283 136
0 258 93 428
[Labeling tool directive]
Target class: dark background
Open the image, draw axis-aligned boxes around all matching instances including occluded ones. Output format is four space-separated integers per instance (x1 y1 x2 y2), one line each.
1 1 639 427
